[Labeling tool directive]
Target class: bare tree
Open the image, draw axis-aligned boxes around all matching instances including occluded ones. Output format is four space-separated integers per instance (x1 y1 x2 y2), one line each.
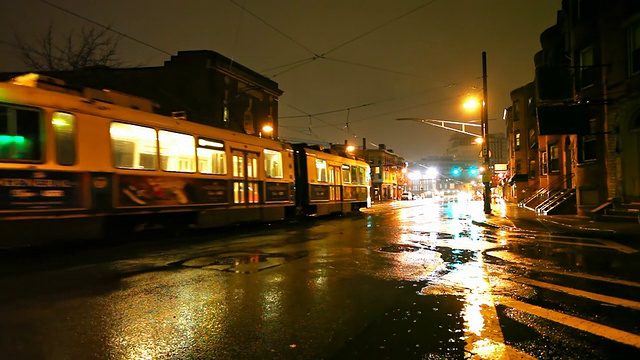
13 23 123 71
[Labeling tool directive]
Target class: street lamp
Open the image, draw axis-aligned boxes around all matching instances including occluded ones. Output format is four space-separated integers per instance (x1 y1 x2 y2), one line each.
480 52 491 215
260 124 274 138
460 53 491 214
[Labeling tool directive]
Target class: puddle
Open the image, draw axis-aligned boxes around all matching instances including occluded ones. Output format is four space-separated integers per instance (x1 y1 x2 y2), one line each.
379 244 421 253
169 251 307 273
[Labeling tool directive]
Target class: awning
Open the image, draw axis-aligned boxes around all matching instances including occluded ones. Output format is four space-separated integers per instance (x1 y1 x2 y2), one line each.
508 174 529 185
537 105 590 135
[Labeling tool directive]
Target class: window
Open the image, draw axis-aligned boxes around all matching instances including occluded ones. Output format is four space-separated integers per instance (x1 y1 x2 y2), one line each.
264 149 283 178
159 130 195 173
580 47 595 88
197 138 226 175
582 135 597 162
582 119 598 162
513 101 520 121
0 105 42 162
540 151 548 175
342 164 351 183
528 128 536 147
110 122 157 169
630 21 640 75
233 154 244 177
351 166 359 185
549 144 560 172
315 159 327 182
52 112 76 165
514 131 521 151
529 159 536 179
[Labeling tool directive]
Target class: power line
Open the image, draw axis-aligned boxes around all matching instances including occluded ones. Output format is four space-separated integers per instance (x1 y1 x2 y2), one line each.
227 0 320 57
319 0 439 57
37 0 174 56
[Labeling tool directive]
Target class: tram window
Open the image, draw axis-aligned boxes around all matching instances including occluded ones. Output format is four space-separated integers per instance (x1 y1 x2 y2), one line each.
197 147 227 175
357 167 367 185
0 105 42 162
52 112 76 165
315 159 327 182
264 149 283 178
342 165 351 184
351 166 359 184
233 154 244 177
110 122 157 169
159 130 195 173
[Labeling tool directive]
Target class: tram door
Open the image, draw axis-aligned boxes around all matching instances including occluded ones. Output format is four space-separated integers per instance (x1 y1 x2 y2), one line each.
329 165 341 200
232 150 260 204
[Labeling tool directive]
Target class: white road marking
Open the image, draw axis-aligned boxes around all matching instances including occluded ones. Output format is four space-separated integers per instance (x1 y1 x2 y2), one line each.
539 268 640 288
497 297 640 348
512 277 640 310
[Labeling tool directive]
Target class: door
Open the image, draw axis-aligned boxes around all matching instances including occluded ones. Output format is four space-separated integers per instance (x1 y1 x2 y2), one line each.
232 150 260 204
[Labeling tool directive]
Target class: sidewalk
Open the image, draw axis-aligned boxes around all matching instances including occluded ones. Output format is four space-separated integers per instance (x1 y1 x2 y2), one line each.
477 200 640 243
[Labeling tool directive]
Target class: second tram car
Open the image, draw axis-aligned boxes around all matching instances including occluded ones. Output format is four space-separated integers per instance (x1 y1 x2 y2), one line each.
0 74 370 248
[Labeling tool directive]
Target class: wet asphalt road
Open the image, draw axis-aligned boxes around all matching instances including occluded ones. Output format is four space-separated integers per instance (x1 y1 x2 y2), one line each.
0 199 639 359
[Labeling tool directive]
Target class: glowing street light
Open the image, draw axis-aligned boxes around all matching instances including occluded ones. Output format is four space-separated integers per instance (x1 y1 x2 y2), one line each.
260 124 273 138
462 97 480 110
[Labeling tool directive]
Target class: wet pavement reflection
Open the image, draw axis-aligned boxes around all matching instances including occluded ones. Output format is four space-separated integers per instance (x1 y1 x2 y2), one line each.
0 198 639 359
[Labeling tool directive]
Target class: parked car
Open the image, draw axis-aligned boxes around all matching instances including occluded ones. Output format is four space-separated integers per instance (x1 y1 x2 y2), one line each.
401 191 413 200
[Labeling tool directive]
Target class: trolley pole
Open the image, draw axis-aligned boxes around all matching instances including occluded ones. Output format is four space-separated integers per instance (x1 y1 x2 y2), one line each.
481 52 491 215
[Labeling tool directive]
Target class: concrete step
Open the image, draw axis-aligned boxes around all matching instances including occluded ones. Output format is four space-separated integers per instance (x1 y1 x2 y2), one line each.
601 213 639 223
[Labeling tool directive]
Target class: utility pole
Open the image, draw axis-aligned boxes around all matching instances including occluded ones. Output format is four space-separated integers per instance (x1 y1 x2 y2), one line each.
481 52 492 215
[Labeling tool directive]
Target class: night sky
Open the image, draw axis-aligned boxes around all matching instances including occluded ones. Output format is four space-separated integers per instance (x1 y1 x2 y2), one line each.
0 0 561 162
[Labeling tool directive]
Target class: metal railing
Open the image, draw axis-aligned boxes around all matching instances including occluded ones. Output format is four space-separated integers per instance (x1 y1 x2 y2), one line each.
519 173 573 209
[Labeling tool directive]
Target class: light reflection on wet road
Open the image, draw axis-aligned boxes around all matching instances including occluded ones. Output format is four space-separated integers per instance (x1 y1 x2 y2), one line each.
0 198 639 359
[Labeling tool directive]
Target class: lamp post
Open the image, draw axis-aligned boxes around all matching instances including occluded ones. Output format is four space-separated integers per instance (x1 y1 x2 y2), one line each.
481 51 491 215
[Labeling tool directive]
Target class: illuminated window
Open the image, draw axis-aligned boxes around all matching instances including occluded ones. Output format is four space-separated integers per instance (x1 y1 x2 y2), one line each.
514 131 521 151
264 149 283 178
248 155 258 179
197 138 226 175
342 165 351 183
159 130 195 173
233 154 244 177
0 105 41 162
316 159 327 182
234 182 245 203
52 112 76 165
110 122 157 169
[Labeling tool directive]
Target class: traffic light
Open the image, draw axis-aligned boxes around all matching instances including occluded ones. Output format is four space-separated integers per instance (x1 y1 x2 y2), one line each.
468 166 478 176
451 167 461 176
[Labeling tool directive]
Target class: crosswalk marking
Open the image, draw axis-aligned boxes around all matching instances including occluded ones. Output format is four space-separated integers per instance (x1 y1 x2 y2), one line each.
540 268 640 288
512 277 640 310
497 297 640 348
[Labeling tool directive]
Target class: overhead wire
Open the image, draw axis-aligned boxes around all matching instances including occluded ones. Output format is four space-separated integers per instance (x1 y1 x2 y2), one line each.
318 0 439 57
37 0 174 56
227 0 319 57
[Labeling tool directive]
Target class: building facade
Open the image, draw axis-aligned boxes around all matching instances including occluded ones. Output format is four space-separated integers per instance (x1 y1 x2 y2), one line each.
1 50 283 139
505 0 640 215
357 142 407 201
